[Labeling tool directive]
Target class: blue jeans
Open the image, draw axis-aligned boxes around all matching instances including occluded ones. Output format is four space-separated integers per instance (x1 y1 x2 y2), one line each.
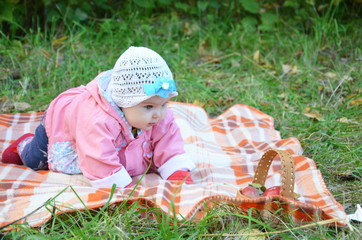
20 121 49 170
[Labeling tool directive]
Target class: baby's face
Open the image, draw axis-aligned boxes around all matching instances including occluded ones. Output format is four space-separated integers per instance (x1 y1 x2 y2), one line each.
122 96 171 130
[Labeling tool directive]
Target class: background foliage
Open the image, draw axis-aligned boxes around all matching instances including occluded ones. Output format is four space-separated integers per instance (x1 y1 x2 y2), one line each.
1 0 361 38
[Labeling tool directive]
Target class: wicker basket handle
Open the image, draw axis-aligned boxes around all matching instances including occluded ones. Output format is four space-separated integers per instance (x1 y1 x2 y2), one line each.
252 149 295 199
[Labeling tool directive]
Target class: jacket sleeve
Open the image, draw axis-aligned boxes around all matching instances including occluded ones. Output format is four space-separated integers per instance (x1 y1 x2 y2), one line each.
151 109 196 179
73 103 132 188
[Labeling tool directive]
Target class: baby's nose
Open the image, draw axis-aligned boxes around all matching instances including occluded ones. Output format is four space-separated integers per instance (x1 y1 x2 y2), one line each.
153 109 161 118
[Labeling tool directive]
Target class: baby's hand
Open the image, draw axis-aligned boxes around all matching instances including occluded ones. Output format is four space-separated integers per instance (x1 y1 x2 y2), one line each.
167 170 194 184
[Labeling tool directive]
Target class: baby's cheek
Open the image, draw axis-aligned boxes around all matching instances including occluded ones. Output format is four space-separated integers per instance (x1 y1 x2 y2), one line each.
161 109 167 119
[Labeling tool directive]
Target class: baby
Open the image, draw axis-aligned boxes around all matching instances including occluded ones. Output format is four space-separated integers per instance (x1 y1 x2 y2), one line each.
2 46 196 188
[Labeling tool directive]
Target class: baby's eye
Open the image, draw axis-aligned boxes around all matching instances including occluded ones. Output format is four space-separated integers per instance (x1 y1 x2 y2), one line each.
162 102 168 107
144 105 153 110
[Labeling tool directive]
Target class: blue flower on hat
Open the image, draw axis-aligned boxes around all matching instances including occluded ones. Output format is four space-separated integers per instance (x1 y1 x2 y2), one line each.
143 77 177 98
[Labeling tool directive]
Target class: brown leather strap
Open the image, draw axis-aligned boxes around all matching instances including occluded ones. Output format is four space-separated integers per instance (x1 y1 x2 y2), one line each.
252 149 295 199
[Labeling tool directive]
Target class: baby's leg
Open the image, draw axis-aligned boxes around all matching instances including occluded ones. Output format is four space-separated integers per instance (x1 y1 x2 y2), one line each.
19 122 49 170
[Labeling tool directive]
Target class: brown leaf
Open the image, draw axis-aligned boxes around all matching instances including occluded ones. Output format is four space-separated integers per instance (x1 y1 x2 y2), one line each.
295 50 304 57
263 63 273 69
238 228 265 239
337 117 349 123
217 96 235 106
0 97 11 113
282 64 299 75
14 102 31 111
0 96 8 102
202 55 220 64
52 36 69 47
341 75 352 81
324 72 338 79
198 39 210 57
193 99 205 108
40 49 52 58
303 112 323 121
183 22 191 34
277 92 287 99
282 64 291 74
183 22 198 35
293 192 301 200
253 50 261 64
349 97 362 107
304 106 311 112
231 59 241 68
318 4 329 11
0 100 12 113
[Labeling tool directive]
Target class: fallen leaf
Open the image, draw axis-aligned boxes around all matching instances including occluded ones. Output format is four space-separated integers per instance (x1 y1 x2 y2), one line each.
231 59 241 68
303 112 323 121
324 72 338 79
341 75 353 81
282 64 299 75
193 99 205 108
318 4 329 11
304 106 311 112
337 171 361 181
282 64 292 74
253 50 260 63
0 97 11 113
263 63 273 69
0 102 13 113
202 55 220 64
37 104 49 112
349 98 362 107
277 92 287 98
0 96 8 102
337 117 349 123
295 50 303 58
14 102 31 111
294 192 301 200
238 228 265 239
283 102 290 108
40 49 51 58
2 67 10 74
217 96 235 106
184 22 191 34
198 39 210 57
183 22 198 35
269 70 276 75
263 2 282 10
52 36 69 47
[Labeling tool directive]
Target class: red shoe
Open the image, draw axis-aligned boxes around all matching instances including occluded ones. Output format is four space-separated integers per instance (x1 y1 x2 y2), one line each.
167 170 194 184
1 133 35 165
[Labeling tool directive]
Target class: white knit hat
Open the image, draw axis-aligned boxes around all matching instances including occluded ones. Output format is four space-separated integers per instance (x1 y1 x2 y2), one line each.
110 46 178 108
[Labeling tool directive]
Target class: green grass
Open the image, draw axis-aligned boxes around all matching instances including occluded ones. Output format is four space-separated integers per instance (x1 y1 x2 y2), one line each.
1 8 361 239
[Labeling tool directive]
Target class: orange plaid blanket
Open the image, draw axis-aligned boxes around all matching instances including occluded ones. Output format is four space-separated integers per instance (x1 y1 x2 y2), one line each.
0 102 347 229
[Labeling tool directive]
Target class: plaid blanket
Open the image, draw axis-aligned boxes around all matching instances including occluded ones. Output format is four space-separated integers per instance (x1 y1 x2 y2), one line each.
0 102 347 229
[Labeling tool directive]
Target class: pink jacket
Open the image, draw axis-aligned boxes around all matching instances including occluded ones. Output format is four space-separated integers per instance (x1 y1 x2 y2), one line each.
44 71 195 188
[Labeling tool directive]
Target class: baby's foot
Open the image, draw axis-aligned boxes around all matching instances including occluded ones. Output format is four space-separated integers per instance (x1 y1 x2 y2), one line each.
1 133 35 165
